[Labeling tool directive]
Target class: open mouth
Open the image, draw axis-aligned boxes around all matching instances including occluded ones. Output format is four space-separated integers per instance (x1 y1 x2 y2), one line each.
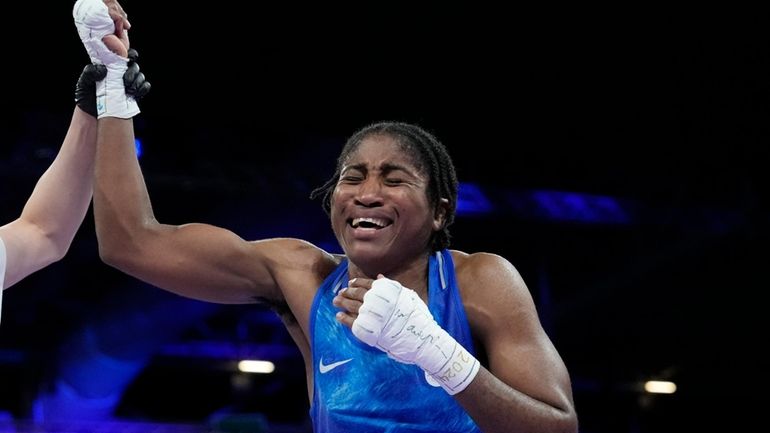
349 217 392 229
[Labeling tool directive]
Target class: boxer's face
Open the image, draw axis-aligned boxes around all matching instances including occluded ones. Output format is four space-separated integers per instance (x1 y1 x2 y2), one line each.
330 134 439 270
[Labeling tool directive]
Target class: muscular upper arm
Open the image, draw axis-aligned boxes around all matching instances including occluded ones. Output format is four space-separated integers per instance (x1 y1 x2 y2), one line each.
104 220 320 305
0 220 61 289
458 252 574 412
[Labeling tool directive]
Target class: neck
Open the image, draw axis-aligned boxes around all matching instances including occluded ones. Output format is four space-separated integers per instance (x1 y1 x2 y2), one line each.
347 252 432 295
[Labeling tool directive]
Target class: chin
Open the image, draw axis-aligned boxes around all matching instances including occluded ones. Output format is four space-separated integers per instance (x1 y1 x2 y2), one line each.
345 244 388 266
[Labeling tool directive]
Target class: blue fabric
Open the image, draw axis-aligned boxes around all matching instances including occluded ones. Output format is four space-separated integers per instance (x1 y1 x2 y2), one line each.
309 249 481 432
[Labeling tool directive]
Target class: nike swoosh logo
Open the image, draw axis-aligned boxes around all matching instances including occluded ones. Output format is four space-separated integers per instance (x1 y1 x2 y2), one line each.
319 357 353 374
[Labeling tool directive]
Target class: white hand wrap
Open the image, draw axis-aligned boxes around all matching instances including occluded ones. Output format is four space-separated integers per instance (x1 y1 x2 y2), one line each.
73 0 139 119
352 277 480 395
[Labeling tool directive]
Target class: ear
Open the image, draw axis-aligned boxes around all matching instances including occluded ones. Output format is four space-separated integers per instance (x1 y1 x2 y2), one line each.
432 198 450 231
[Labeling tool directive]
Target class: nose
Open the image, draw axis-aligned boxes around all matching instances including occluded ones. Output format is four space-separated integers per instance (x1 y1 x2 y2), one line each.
354 177 384 207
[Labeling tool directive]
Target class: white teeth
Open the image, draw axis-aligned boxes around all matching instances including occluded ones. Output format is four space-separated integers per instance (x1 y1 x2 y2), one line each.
352 217 388 228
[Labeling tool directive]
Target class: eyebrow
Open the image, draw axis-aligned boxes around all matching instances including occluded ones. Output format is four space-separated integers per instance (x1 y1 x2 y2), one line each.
342 162 417 176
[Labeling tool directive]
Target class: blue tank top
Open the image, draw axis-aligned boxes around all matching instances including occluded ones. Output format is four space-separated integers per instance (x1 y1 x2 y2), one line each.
309 249 482 432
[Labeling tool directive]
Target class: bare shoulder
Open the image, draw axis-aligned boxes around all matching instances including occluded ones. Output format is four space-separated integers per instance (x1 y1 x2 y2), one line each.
450 250 529 296
449 250 538 338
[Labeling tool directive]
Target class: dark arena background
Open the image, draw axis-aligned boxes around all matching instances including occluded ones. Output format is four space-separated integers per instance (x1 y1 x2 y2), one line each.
1 2 766 432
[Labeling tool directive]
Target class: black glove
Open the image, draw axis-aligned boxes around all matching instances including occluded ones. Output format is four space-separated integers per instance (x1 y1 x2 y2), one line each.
124 48 151 100
74 48 152 117
74 64 107 117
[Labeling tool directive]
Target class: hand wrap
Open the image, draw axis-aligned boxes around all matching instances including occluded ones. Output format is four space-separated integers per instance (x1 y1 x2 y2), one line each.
352 277 480 395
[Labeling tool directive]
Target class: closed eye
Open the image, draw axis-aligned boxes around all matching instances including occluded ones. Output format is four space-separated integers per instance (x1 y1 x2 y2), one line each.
339 175 363 183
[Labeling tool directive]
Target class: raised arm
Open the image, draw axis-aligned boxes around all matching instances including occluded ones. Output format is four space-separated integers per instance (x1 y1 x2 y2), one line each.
75 0 291 305
94 118 283 304
0 37 149 308
0 107 97 289
0 60 111 289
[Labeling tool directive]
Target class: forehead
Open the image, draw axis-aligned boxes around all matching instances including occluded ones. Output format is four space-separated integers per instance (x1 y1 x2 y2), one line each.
343 134 421 170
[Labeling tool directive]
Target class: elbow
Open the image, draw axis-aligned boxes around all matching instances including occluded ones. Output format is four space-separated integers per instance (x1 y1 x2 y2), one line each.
51 239 71 263
558 408 579 433
44 234 74 265
97 227 154 278
97 242 120 268
536 400 578 433
95 220 146 271
98 240 133 271
43 245 69 267
565 419 579 433
534 410 577 433
96 230 139 272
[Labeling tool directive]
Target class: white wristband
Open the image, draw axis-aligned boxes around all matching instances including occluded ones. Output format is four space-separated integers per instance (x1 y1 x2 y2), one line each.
421 328 480 395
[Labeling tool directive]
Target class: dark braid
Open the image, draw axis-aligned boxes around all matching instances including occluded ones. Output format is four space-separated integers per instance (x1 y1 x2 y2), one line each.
310 121 458 251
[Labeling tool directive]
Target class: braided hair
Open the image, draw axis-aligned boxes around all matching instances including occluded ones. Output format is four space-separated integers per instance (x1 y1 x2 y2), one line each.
310 121 458 251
